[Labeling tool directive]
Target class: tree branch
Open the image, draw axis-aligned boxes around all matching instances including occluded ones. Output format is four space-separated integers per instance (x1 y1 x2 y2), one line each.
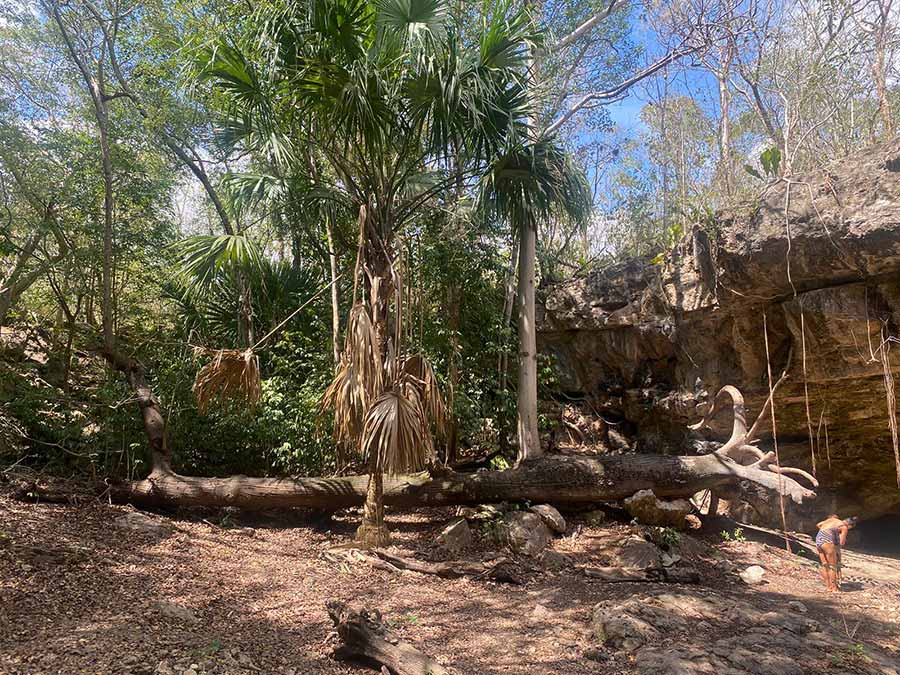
543 45 696 137
550 0 631 52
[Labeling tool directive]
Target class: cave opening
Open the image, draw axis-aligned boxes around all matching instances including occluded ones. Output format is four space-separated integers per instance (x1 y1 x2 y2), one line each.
849 512 900 557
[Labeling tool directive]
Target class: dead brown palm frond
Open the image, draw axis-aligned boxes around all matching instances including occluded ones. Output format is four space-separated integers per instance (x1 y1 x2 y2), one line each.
319 303 383 448
399 354 448 438
361 388 433 475
193 348 261 413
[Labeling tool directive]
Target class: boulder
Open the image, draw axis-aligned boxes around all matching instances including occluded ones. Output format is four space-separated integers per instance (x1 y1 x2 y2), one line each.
540 549 571 569
457 503 507 522
592 534 660 569
529 504 566 533
624 490 692 529
538 139 900 525
739 565 766 585
498 511 552 556
436 518 472 552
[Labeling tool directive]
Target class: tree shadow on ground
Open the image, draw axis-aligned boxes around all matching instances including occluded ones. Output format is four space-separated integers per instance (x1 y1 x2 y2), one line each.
2 498 898 675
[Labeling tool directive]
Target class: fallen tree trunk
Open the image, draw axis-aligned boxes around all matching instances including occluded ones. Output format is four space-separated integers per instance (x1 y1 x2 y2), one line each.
327 601 449 675
104 451 815 511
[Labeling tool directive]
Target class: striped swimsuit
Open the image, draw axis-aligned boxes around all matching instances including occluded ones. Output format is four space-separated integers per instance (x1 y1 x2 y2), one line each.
815 527 840 548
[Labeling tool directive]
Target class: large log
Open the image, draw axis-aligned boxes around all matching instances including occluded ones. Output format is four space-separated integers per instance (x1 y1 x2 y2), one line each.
105 452 815 510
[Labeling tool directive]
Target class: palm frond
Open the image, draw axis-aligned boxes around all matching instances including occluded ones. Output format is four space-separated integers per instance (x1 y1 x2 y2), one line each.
375 0 448 44
361 388 433 474
481 138 592 230
400 353 447 437
319 303 383 446
193 349 262 413
168 234 264 298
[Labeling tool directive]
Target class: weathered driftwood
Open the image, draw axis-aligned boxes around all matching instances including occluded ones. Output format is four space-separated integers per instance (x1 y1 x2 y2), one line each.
327 601 449 675
581 565 701 584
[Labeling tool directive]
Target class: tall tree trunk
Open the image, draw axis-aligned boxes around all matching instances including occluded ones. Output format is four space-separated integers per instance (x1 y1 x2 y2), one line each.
516 3 544 464
872 0 895 136
498 236 518 392
357 465 388 547
446 283 460 464
717 70 733 198
326 217 341 365
516 219 541 463
52 3 171 474
356 209 394 547
237 271 255 348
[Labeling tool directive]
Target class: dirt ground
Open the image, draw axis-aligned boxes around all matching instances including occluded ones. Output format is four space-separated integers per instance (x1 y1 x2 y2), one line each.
1 490 898 675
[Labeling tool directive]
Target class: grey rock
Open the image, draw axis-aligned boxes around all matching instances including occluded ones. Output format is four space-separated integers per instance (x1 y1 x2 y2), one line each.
436 518 472 552
529 504 566 533
788 600 808 614
540 549 570 569
593 534 660 569
498 511 552 556
582 509 607 526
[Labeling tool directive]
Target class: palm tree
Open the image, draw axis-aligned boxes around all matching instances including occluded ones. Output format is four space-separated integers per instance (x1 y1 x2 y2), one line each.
482 139 593 463
199 0 537 545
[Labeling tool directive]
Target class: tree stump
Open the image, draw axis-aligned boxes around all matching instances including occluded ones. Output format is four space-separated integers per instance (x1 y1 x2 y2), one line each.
326 601 449 675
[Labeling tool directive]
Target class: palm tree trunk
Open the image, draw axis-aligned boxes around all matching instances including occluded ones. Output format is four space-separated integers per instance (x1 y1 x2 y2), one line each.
326 217 341 364
357 465 389 547
516 220 542 463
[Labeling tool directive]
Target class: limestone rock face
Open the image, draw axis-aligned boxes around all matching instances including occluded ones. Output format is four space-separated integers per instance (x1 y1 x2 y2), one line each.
539 138 900 527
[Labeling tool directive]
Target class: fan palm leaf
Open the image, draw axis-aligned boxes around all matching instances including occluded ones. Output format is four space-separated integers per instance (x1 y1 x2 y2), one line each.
168 234 264 299
361 387 433 474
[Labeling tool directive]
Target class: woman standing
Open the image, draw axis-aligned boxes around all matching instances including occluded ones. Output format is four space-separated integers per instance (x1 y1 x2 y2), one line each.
815 514 858 592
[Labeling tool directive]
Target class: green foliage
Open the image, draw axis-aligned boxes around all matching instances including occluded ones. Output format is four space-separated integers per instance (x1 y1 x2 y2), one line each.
720 527 746 543
649 526 682 550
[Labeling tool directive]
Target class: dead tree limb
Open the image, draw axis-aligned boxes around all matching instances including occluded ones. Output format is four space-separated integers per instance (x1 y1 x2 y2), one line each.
326 601 449 675
581 566 700 584
326 548 523 584
688 384 818 514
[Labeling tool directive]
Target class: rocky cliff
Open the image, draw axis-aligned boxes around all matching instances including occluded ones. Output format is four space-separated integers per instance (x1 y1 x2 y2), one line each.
538 138 900 525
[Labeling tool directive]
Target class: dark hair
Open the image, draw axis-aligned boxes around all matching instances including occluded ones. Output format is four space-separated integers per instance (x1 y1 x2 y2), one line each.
844 516 859 527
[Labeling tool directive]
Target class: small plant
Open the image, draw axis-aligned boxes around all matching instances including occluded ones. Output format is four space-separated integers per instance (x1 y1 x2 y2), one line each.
744 147 782 181
846 643 865 658
388 613 420 627
649 526 681 549
720 527 746 543
489 455 510 471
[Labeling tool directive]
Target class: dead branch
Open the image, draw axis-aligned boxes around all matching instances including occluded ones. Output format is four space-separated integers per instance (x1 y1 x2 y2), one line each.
688 382 817 491
581 566 700 584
